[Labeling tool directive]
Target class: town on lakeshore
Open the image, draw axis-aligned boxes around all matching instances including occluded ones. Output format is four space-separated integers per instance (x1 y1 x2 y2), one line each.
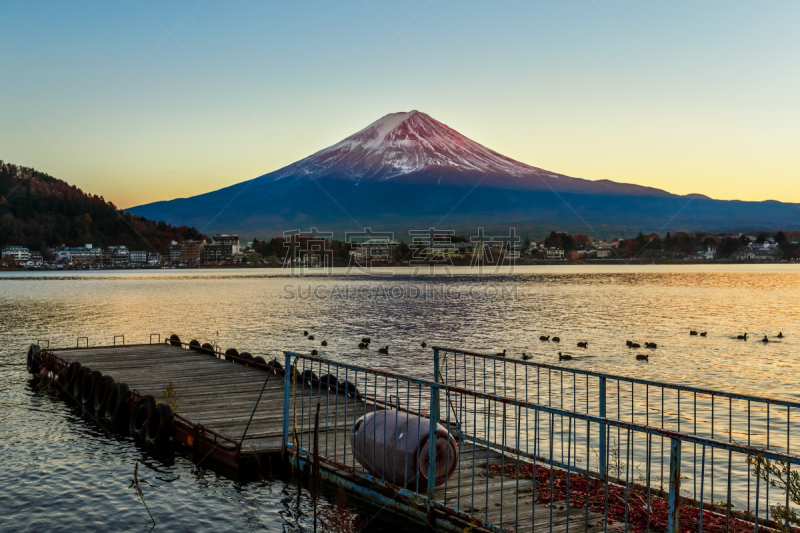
2 229 798 270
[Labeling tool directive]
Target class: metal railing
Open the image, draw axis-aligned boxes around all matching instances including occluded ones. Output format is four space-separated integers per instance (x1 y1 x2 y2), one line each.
283 351 800 533
434 346 800 513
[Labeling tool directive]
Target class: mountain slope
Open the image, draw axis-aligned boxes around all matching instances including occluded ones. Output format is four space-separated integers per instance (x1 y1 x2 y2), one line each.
0 161 207 254
128 111 800 237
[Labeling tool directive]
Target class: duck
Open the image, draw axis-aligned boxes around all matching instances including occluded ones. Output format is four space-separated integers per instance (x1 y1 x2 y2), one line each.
522 353 532 360
778 332 784 338
636 354 649 361
496 349 507 357
308 335 315 340
558 352 573 361
626 340 633 347
311 349 319 356
378 346 389 355
629 342 641 349
358 342 368 349
303 331 309 336
700 332 707 337
552 337 560 343
577 342 588 349
539 335 550 341
361 337 371 344
737 333 747 340
690 330 698 336
421 341 427 348
645 342 657 349
762 335 769 343
321 340 328 346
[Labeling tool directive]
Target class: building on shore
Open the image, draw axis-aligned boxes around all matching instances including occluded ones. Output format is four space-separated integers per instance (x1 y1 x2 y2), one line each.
212 234 240 254
1 246 30 263
545 247 565 260
180 239 205 264
349 237 399 263
130 251 148 265
170 241 182 263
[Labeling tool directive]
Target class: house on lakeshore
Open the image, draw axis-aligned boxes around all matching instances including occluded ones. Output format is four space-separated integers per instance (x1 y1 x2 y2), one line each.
545 247 565 260
1 246 30 264
349 237 399 263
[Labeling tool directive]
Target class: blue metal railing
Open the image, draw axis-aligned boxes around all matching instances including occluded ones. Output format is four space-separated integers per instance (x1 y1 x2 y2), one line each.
434 345 800 521
282 351 800 533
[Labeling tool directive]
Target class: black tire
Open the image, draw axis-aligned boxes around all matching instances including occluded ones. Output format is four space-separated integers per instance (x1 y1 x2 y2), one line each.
169 334 181 347
105 382 131 425
319 374 339 391
253 355 267 366
64 362 82 396
239 352 253 363
72 365 91 402
225 348 239 361
301 370 317 385
270 359 284 371
146 403 174 445
80 371 103 410
27 344 42 374
189 340 201 350
93 375 115 413
341 380 359 398
201 343 215 355
133 395 157 439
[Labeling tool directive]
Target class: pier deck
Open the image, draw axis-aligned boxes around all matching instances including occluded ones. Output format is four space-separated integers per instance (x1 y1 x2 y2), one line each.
42 342 604 532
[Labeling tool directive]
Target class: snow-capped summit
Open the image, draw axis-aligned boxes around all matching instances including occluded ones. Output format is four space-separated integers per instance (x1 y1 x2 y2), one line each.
271 110 557 183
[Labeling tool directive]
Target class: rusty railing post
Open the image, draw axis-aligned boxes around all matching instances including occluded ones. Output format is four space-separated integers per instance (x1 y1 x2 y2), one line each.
668 438 682 533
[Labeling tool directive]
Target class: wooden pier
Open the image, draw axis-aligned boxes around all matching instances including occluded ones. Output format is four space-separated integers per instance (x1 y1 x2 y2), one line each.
35 341 605 532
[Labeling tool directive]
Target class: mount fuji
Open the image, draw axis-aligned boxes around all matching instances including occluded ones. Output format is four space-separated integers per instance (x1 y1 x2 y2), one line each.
128 111 799 237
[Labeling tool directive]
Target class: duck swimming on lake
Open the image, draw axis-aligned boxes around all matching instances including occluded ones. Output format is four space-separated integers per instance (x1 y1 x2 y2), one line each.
577 342 588 348
421 341 427 348
308 335 315 340
645 342 657 349
778 332 784 338
700 332 707 337
636 354 649 361
558 352 573 361
303 331 308 336
378 346 389 355
626 340 633 347
762 335 769 343
737 333 747 340
629 342 641 349
358 342 368 349
321 340 328 346
552 337 560 343
539 335 550 341
690 330 698 336
522 353 532 360
311 349 318 355
496 349 507 357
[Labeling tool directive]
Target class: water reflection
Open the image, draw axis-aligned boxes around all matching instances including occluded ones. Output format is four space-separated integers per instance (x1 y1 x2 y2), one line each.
1 265 799 530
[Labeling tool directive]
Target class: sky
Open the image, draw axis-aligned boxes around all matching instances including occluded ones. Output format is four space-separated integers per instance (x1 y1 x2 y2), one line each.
2 1 799 209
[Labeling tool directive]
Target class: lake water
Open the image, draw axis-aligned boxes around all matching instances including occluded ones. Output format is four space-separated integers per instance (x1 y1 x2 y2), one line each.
2 265 799 531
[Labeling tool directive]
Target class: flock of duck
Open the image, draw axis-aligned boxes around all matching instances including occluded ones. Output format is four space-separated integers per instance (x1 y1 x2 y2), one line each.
302 330 396 356
512 328 786 364
300 328 786 364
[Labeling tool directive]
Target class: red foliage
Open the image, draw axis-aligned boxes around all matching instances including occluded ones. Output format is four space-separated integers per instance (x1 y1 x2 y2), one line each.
486 462 790 533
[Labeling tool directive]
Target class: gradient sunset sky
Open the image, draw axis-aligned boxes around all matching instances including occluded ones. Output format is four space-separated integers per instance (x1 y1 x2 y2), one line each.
2 1 799 208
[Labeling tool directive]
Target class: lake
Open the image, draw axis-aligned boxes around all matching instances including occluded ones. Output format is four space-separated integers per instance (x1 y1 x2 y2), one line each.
2 265 798 531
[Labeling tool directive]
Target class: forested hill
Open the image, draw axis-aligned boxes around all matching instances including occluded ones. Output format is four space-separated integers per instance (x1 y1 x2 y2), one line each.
0 161 207 255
